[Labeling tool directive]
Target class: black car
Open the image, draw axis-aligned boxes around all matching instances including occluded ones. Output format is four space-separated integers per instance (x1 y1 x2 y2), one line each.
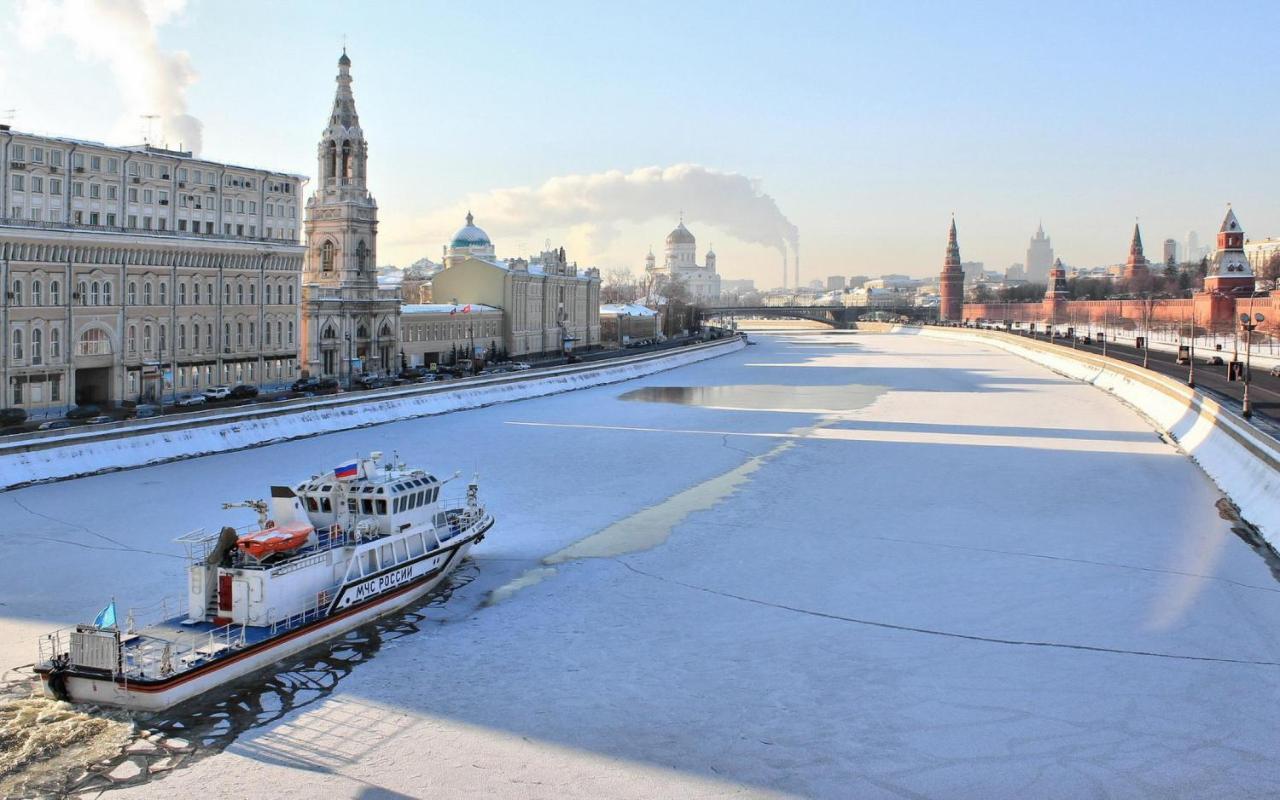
66 404 102 419
0 408 28 427
229 384 259 399
291 377 320 392
315 377 341 393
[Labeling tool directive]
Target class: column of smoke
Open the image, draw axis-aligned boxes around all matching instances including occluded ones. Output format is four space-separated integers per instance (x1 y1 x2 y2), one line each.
781 253 788 289
440 164 800 282
793 240 800 289
17 0 204 155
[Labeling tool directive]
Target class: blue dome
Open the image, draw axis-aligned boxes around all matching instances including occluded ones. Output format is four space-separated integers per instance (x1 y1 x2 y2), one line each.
451 212 491 248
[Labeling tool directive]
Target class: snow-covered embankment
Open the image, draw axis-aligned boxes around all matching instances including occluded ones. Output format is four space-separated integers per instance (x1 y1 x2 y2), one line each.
0 337 745 490
903 326 1280 545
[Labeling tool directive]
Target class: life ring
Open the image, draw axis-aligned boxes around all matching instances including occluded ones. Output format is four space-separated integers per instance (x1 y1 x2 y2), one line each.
264 519 275 529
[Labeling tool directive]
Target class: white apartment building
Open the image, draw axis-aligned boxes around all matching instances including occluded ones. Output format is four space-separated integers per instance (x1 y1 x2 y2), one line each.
0 126 305 413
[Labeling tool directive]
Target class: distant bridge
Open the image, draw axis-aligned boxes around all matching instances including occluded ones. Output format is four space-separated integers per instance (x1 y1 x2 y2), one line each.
699 305 938 329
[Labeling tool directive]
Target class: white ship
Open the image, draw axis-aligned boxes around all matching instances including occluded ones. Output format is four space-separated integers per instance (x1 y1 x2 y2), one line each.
35 451 493 712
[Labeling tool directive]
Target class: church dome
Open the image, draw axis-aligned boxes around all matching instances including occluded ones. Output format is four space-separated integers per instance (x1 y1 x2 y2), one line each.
338 49 351 67
666 222 695 246
451 212 491 248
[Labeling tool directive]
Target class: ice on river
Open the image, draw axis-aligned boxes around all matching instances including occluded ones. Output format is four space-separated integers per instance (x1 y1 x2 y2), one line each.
3 328 1280 799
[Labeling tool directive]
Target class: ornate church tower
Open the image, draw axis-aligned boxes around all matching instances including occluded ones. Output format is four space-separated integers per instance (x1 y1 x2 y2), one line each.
300 50 400 380
1123 223 1151 285
938 218 965 322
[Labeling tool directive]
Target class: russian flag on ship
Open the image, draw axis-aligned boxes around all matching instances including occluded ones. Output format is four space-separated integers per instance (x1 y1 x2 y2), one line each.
334 461 359 479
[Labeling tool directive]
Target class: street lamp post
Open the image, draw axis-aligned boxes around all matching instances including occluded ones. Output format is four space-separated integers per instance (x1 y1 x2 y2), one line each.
344 331 352 390
1188 305 1195 388
1240 305 1266 419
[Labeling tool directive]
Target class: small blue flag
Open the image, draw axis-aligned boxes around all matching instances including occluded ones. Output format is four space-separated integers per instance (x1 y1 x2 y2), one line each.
94 601 117 629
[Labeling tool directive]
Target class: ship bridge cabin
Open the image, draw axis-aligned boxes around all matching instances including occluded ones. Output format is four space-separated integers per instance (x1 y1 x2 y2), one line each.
293 458 447 538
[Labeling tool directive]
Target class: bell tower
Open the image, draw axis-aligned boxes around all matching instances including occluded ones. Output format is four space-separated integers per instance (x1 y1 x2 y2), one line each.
300 50 400 380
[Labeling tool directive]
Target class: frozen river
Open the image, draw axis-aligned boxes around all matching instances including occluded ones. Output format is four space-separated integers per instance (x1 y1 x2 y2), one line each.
3 329 1280 798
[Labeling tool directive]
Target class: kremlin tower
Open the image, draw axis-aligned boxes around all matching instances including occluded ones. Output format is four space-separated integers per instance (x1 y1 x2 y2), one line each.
1203 207 1255 296
1123 223 1151 285
1043 258 1069 323
938 218 964 322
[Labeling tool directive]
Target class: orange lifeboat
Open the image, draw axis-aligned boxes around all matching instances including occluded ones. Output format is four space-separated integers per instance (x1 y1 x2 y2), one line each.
236 522 314 560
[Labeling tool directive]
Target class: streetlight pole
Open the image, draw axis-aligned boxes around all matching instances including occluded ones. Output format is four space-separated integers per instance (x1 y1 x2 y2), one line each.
1241 295 1266 419
1188 304 1195 388
344 331 352 390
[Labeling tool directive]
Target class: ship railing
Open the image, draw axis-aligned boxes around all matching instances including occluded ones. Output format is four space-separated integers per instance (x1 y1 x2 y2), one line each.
123 618 249 680
266 582 343 637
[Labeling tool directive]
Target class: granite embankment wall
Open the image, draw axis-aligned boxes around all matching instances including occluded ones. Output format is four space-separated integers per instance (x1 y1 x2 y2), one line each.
893 325 1280 546
0 336 746 490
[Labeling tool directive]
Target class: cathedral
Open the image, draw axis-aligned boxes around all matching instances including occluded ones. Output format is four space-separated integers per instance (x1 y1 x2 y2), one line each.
299 50 401 381
645 218 721 302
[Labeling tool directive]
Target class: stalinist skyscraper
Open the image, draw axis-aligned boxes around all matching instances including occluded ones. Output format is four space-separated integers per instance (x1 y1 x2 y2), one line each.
300 50 400 381
1025 223 1054 283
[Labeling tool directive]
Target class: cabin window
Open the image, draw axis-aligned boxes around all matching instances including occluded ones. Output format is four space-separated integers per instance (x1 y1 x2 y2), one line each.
361 499 374 515
345 561 362 582
393 497 402 513
375 500 387 515
362 549 378 575
407 534 425 558
429 487 439 503
380 543 395 566
321 497 332 513
305 496 319 512
348 499 358 513
394 540 408 562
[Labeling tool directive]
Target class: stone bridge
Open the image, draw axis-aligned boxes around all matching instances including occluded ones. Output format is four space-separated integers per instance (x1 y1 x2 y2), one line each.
699 305 938 329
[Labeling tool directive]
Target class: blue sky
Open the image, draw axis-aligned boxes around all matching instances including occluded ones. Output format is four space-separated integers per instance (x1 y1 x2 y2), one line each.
3 0 1278 286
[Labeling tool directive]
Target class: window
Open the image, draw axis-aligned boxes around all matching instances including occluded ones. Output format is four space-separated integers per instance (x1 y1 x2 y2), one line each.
11 144 22 161
143 324 153 352
50 178 62 195
11 175 24 192
159 282 167 305
249 283 256 305
31 176 43 193
128 188 138 203
9 279 21 307
89 183 100 199
31 280 42 307
13 328 24 360
127 281 137 305
275 284 282 305
205 323 213 350
178 282 186 305
207 282 213 301
107 157 119 174
73 182 84 197
223 322 230 350
103 282 112 305
287 284 294 304
223 284 230 304
158 324 166 352
31 329 42 365
236 283 244 305
236 322 243 348
90 281 100 306
106 185 116 200
90 156 100 171
276 321 282 346
30 147 43 164
178 324 186 350
50 280 60 305
287 321 294 344
143 282 153 305
321 240 335 271
50 328 60 360
79 328 109 356
357 241 368 273
128 325 137 353
192 282 200 305
248 322 256 347
143 189 153 204
264 321 271 345
51 150 63 167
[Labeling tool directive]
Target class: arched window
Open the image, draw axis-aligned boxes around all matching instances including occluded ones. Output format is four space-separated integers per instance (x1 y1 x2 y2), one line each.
103 282 112 305
30 329 42 365
143 281 153 305
249 322 256 347
78 328 110 356
50 280 61 306
276 284 283 305
127 281 137 305
178 282 186 305
11 328 22 360
128 325 137 353
159 324 166 352
10 279 21 307
77 280 88 306
178 324 186 350
143 324 153 352
276 321 282 346
379 323 392 338
356 324 368 339
287 321 294 344
237 283 244 305
264 320 271 345
287 284 294 304
321 240 335 272
323 325 335 340
50 327 60 360
31 280 42 307
206 323 213 350
207 282 214 303
341 139 351 178
91 281 100 306
159 282 167 305
192 282 200 305
236 322 243 348
249 283 256 305
223 322 231 351
356 241 368 273
224 283 231 304
326 140 336 180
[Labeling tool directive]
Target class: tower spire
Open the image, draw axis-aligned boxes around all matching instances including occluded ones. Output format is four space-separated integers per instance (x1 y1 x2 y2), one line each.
939 217 964 322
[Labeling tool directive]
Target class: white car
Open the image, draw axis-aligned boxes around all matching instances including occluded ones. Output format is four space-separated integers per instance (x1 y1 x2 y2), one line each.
203 386 231 401
176 394 207 407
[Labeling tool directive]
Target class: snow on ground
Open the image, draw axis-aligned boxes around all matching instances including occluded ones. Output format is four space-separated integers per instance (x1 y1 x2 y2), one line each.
4 329 1280 798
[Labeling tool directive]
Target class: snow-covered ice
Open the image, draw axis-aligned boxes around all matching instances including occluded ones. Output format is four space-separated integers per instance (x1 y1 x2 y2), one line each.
3 329 1280 798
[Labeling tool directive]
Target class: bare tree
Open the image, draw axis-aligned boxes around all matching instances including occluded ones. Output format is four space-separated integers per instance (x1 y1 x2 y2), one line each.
602 267 637 304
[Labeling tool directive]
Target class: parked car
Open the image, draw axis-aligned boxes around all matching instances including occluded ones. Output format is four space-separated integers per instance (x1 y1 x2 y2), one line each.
0 408 28 427
291 377 320 392
315 378 341 394
175 393 207 407
229 384 259 399
38 419 74 431
203 386 232 401
511 362 532 371
85 415 114 425
66 404 102 420
132 404 161 419
1208 355 1226 366
1270 364 1280 378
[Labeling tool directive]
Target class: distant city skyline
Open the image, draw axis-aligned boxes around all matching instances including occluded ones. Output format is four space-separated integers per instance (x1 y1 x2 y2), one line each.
3 0 1278 286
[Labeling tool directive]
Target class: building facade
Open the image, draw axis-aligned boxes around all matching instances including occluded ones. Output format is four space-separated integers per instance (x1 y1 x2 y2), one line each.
399 304 504 367
645 219 721 302
1204 207 1255 296
1025 223 1054 282
0 128 304 413
300 51 401 382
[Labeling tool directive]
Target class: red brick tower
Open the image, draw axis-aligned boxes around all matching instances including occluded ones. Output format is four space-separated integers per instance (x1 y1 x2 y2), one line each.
1043 258 1069 323
938 218 965 322
1203 206 1255 296
1123 223 1151 285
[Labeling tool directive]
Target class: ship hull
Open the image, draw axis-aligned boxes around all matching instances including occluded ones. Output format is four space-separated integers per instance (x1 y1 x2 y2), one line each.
38 521 489 712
